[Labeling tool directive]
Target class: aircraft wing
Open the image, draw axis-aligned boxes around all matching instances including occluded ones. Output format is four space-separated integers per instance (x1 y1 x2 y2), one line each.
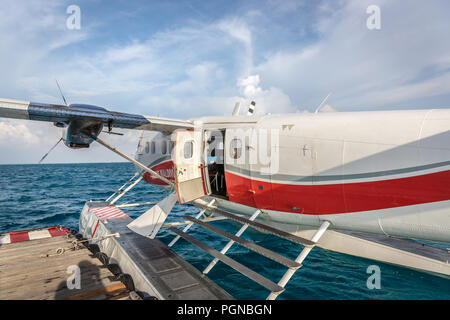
0 98 194 133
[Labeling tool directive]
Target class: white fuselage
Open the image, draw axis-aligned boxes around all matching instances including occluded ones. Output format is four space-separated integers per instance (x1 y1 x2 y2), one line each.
135 109 450 243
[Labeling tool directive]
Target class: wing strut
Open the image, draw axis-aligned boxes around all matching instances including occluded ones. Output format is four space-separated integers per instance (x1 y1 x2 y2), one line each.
109 175 144 205
105 172 140 202
90 135 174 186
89 135 180 238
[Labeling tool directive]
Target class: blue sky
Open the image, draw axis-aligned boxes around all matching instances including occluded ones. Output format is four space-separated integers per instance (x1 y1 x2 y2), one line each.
1 0 450 163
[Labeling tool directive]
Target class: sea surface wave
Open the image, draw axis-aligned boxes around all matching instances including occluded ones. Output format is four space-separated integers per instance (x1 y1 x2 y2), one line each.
0 163 449 299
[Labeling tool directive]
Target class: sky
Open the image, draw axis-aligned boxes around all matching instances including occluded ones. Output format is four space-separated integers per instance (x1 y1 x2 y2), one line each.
1 0 450 164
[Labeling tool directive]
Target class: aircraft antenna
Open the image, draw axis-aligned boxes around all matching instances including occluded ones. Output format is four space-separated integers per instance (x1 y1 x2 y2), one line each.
314 92 332 113
247 101 256 116
232 102 241 116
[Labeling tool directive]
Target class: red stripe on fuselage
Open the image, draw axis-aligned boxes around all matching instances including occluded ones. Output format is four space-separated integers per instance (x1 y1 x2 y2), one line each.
143 160 175 186
225 170 450 214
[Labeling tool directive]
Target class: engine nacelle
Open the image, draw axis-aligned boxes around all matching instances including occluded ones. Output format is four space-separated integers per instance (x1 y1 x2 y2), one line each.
64 119 103 148
57 104 110 149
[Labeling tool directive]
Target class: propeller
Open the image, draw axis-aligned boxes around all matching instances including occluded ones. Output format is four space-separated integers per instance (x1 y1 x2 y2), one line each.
38 80 69 164
38 137 64 164
38 81 123 162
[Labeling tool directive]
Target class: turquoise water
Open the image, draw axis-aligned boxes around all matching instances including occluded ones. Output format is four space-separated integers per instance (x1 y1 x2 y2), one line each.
0 162 449 299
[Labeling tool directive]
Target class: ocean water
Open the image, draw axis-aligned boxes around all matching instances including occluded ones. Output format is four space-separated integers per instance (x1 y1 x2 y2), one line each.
0 162 449 300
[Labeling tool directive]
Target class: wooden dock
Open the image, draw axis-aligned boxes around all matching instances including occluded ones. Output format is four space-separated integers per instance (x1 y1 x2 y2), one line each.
0 228 130 300
0 201 234 300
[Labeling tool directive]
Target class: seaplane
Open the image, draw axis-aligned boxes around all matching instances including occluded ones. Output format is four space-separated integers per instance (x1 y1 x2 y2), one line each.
0 95 449 299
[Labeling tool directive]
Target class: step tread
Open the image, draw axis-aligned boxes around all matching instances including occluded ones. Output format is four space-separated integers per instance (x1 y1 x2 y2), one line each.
169 227 284 294
182 215 301 269
196 204 315 247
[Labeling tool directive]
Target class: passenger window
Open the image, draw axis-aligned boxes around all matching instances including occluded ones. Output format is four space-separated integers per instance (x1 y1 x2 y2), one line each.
145 142 149 154
151 141 156 154
161 141 167 155
230 139 242 159
184 141 193 159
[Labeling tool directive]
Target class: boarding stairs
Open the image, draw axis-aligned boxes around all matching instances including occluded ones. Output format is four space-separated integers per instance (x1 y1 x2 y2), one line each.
165 199 330 300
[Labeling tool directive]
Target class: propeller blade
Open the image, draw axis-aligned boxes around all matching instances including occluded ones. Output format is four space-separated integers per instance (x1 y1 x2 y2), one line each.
127 192 178 239
38 137 63 164
55 79 68 106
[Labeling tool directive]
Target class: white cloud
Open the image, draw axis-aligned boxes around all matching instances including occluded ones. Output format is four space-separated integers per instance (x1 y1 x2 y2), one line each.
217 17 252 47
237 74 297 115
1 0 450 163
0 121 40 145
238 75 262 97
217 17 253 76
102 43 153 64
256 0 450 110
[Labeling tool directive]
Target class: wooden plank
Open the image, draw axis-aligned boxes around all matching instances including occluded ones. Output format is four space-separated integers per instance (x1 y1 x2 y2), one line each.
36 277 123 300
169 227 284 293
0 235 70 251
0 249 91 270
0 262 113 291
0 239 80 263
0 244 77 262
1 261 112 289
65 282 126 300
5 277 121 300
90 289 130 300
1 265 121 300
0 247 88 269
0 232 127 300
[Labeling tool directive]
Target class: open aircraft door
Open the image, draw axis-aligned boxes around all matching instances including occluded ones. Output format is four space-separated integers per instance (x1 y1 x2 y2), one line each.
174 130 208 204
